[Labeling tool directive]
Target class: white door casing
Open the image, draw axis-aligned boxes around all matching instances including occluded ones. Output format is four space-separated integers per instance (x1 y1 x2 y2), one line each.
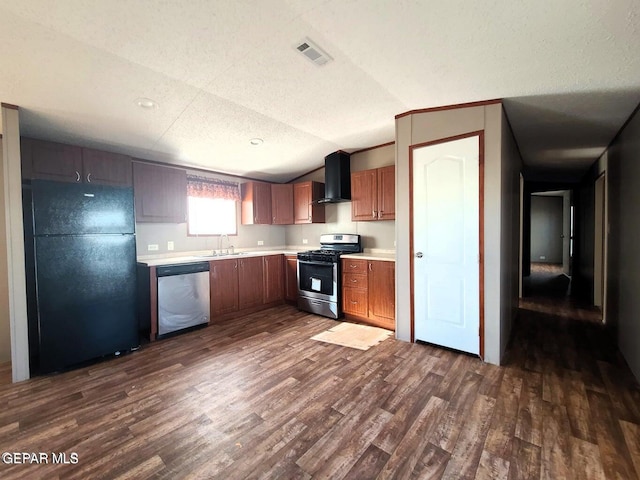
412 135 480 355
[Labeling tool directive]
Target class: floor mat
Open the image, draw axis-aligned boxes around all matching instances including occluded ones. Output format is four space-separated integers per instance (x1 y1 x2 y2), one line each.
310 322 392 350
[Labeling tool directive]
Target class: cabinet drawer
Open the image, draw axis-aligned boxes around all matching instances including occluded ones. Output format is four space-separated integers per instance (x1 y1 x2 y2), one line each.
343 287 368 317
343 273 368 288
342 259 367 273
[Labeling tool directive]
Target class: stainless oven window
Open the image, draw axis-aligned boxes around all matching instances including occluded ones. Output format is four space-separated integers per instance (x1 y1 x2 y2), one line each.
298 261 335 296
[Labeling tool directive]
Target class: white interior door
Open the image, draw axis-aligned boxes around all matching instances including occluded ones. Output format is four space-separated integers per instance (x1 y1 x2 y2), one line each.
413 136 480 355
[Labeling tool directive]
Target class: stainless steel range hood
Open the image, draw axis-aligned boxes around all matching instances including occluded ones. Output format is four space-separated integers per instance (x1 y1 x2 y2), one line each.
317 151 351 204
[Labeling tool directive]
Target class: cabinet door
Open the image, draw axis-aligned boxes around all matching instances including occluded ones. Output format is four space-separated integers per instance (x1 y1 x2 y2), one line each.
211 259 239 317
343 287 368 317
238 256 264 309
23 138 83 183
368 261 395 324
271 184 294 225
255 182 273 224
263 255 284 303
285 255 298 301
342 258 368 274
241 182 272 225
133 162 187 223
82 148 132 187
351 170 377 221
294 181 325 224
293 182 312 224
377 165 395 220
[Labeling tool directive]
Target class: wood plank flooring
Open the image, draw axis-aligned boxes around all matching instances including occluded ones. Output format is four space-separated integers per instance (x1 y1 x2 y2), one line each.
0 301 638 479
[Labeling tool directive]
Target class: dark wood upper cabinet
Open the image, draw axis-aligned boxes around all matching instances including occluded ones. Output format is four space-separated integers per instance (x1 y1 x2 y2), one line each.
377 165 395 220
263 255 284 304
241 181 272 225
133 162 187 223
293 181 325 224
351 166 395 221
21 138 82 183
271 184 294 225
238 256 264 309
351 170 377 221
81 148 132 187
21 138 133 187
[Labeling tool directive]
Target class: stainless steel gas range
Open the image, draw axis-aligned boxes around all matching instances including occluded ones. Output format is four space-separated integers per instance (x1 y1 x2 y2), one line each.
297 234 362 319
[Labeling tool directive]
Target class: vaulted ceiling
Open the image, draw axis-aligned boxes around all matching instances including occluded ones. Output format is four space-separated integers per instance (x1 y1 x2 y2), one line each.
1 0 639 182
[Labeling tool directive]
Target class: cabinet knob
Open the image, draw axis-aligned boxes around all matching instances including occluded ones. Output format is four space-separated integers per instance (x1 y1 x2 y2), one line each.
378 210 383 218
369 263 372 271
87 173 92 183
372 210 377 218
75 171 80 182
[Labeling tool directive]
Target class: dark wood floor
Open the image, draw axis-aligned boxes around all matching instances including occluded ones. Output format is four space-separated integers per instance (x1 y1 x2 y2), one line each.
0 301 638 479
522 263 603 324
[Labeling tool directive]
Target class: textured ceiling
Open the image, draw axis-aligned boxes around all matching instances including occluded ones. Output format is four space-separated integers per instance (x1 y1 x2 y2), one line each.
1 0 639 182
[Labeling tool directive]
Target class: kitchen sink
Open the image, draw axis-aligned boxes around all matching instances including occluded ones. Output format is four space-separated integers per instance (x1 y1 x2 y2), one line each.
194 252 248 258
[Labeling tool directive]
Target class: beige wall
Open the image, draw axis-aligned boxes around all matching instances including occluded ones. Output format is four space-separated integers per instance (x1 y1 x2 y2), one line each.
395 103 521 365
0 139 10 362
137 145 397 255
284 144 396 250
605 106 640 382
135 167 287 255
499 108 524 358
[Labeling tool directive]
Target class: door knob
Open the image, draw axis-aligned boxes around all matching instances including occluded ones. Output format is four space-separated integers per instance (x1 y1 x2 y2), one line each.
415 252 423 258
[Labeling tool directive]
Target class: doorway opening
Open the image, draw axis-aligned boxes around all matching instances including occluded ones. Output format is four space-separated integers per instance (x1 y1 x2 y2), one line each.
521 183 602 323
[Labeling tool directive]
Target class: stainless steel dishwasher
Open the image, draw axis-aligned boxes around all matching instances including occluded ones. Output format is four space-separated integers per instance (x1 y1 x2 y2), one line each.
156 262 210 337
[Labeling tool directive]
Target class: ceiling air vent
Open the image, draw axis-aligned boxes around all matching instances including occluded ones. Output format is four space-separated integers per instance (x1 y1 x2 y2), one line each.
295 38 332 66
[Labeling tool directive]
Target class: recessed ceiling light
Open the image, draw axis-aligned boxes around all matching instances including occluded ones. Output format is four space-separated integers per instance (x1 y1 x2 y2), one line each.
135 97 158 109
250 138 264 146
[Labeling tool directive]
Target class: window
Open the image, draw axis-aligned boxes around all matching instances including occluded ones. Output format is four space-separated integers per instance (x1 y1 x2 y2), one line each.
187 196 237 235
186 175 240 236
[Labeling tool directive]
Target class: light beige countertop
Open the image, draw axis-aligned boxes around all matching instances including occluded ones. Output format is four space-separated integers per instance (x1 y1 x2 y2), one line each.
340 252 396 262
138 249 305 267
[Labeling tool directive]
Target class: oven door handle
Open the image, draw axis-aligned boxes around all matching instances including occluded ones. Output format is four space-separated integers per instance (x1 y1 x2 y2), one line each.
297 259 335 267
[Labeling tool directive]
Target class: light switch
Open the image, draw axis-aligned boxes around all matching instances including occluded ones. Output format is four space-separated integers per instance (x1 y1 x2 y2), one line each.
148 244 159 251
167 241 174 251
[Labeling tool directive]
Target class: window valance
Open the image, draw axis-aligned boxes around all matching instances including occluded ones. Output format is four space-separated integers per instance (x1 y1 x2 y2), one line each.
186 175 240 201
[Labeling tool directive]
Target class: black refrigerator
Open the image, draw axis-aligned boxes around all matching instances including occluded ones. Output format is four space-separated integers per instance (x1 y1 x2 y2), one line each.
24 179 139 374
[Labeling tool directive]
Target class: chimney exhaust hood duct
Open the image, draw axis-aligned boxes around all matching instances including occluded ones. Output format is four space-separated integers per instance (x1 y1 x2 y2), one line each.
317 151 351 204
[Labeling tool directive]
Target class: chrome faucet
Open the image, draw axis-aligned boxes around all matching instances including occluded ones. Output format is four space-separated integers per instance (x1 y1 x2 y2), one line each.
218 234 231 255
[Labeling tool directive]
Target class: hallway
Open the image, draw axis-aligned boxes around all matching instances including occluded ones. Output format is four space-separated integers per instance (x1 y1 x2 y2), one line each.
521 262 602 324
505 265 640 478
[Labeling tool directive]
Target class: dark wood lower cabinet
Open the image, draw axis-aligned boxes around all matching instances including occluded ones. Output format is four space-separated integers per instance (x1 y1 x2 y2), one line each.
238 256 265 309
144 254 289 336
263 255 284 304
342 259 395 330
211 259 239 317
285 255 298 303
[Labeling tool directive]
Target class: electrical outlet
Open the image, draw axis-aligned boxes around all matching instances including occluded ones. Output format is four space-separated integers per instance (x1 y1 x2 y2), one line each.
257 240 264 246
167 241 174 251
148 244 159 251
540 255 546 260
302 239 308 244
